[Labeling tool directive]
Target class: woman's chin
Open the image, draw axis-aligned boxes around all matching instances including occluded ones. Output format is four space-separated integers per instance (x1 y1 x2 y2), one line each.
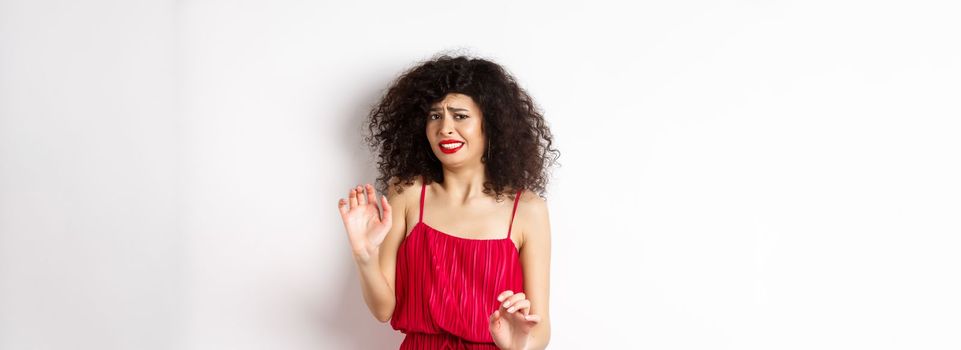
437 154 482 168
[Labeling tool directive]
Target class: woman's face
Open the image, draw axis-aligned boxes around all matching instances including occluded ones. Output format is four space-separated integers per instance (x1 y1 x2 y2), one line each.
426 93 486 167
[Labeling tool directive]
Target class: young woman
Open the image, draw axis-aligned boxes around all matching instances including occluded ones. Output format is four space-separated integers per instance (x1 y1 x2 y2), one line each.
337 55 559 349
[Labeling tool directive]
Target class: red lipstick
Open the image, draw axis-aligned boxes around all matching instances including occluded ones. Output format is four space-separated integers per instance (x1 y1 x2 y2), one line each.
438 139 465 154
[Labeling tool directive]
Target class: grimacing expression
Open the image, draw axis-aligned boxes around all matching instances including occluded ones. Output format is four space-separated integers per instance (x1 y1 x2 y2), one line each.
426 93 486 167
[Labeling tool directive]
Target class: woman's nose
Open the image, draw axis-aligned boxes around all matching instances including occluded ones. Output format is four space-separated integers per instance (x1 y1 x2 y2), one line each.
440 116 454 134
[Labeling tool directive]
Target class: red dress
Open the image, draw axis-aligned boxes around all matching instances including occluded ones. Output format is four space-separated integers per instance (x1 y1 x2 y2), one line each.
391 182 525 349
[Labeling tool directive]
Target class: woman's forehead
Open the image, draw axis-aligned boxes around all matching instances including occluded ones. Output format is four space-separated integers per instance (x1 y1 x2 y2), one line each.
430 93 480 110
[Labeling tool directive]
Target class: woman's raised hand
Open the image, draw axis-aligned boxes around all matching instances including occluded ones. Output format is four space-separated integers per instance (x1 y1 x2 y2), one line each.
489 290 541 350
337 184 392 263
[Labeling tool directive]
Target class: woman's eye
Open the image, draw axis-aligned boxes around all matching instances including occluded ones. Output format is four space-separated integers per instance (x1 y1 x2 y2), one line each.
428 114 467 120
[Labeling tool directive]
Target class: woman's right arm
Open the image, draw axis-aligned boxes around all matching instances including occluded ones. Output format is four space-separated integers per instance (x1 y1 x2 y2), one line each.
338 182 408 323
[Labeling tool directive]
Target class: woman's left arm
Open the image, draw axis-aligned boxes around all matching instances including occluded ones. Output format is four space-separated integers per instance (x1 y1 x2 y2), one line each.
518 194 552 349
489 194 552 350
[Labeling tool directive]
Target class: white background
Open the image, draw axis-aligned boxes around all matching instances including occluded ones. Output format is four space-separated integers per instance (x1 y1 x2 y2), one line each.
1 0 959 349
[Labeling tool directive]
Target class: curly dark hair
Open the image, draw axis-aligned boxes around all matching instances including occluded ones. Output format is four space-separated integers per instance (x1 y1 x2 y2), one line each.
365 54 560 201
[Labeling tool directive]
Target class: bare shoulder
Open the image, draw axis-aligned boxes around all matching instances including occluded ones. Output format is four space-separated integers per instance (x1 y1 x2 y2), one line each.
517 190 547 213
516 190 550 243
385 176 424 217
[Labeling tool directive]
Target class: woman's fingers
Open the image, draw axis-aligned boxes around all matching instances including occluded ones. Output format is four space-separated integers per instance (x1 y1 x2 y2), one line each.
337 198 349 219
349 188 359 208
347 184 381 211
356 185 367 205
500 292 526 311
496 290 515 303
505 299 530 315
508 309 539 330
380 194 392 222
365 184 376 207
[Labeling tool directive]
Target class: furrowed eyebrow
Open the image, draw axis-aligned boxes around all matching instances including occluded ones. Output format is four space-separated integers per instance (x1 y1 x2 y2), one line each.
429 106 470 112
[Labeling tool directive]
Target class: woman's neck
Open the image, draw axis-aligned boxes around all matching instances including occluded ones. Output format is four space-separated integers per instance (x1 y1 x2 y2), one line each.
438 163 487 204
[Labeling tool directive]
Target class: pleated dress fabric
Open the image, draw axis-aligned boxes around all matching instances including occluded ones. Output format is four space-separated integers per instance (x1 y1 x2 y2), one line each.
391 182 525 349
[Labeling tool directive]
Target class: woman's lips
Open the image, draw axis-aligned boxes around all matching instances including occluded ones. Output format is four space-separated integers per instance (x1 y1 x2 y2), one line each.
439 141 465 154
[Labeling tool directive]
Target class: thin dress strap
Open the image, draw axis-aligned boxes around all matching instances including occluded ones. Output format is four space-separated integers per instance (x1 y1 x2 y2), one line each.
507 189 522 239
418 181 426 223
